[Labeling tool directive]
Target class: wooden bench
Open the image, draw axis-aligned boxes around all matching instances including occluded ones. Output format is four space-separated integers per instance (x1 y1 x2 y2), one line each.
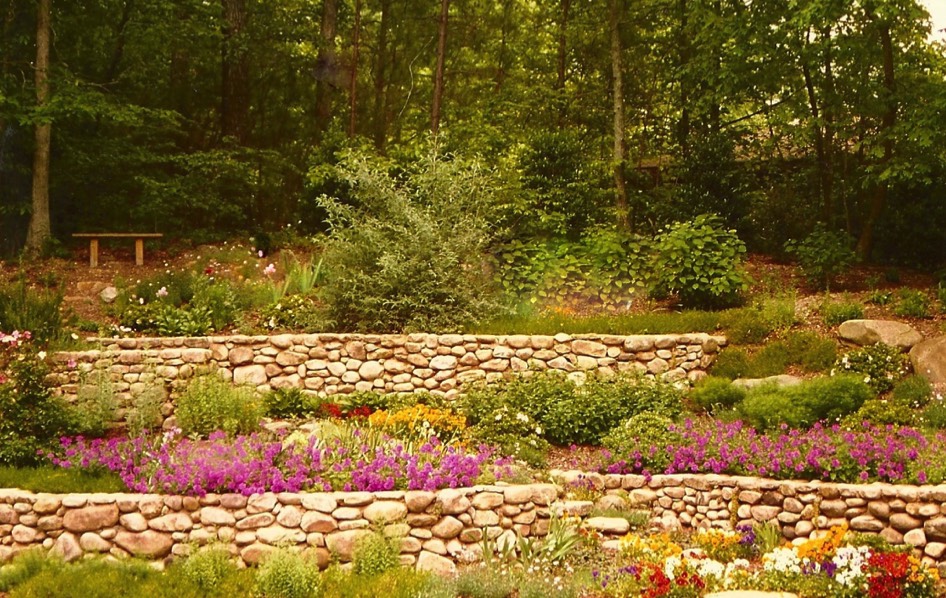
72 233 163 267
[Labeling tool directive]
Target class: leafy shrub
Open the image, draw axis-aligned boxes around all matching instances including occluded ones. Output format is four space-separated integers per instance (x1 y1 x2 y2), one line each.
317 147 502 333
320 567 449 598
602 413 682 473
264 387 320 419
821 299 863 327
842 399 916 428
938 282 946 312
784 225 856 290
650 214 751 308
867 289 893 306
784 331 837 372
738 375 872 430
0 282 64 344
495 230 651 307
921 397 946 430
690 377 746 414
0 549 57 592
894 289 932 319
833 343 911 394
352 532 401 576
710 348 751 379
254 550 321 598
71 371 118 437
175 375 262 437
190 279 241 332
891 375 933 409
179 545 239 593
721 308 774 344
0 343 75 466
260 293 330 332
467 405 549 467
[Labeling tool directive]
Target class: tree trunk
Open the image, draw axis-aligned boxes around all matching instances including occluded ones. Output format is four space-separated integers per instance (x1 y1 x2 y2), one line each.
677 0 690 154
104 0 134 84
372 0 389 150
348 0 361 138
314 0 338 135
801 27 828 223
856 18 896 260
25 0 51 255
221 0 249 144
431 0 449 136
556 0 570 126
495 0 512 90
609 0 629 230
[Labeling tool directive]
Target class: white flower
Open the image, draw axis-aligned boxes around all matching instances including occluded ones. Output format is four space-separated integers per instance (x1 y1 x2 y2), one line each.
516 412 529 423
37 351 46 360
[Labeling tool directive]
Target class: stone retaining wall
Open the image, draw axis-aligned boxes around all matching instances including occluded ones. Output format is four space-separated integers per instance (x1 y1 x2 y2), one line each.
557 472 946 568
5 474 946 571
49 333 724 419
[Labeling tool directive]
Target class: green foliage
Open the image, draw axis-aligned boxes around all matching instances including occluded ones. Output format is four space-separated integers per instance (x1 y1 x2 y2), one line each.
495 230 651 306
842 399 917 428
710 348 751 379
601 413 682 472
710 333 836 380
784 225 856 290
263 387 321 419
891 375 933 409
0 282 64 345
921 397 946 430
650 214 751 308
938 282 946 312
316 147 502 333
462 372 681 448
690 377 746 414
893 288 932 319
737 375 872 430
260 294 329 332
319 567 449 598
71 371 118 437
475 308 725 336
125 384 166 436
0 353 75 466
175 375 262 437
0 466 124 494
178 546 239 593
820 299 864 327
833 343 911 394
0 550 59 593
351 532 400 577
254 550 321 598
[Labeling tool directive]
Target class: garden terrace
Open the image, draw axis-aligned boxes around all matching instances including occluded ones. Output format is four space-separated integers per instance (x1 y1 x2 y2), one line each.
4 474 946 571
48 333 724 423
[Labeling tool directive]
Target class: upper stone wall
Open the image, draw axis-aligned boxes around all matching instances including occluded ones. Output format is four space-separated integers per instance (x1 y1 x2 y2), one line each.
49 333 724 413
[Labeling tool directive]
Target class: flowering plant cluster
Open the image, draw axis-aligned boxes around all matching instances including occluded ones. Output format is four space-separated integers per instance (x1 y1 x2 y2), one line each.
595 525 939 597
692 528 754 563
833 343 911 394
368 404 467 445
46 429 515 495
595 417 946 485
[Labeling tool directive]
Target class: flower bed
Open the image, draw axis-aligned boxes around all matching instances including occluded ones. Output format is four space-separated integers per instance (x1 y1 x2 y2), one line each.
588 419 946 485
47 430 516 495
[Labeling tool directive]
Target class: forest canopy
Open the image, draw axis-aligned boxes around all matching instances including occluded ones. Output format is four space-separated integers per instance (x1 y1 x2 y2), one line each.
1 0 945 267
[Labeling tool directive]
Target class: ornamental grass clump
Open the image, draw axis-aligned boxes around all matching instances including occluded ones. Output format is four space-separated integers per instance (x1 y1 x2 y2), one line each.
175 374 263 437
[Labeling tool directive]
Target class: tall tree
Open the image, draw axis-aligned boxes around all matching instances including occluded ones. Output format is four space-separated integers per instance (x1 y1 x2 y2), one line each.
314 0 339 135
25 0 51 255
609 0 628 229
221 0 250 143
431 0 449 135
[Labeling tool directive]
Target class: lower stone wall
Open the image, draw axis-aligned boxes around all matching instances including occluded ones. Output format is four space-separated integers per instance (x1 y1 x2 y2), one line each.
4 474 946 571
558 471 946 568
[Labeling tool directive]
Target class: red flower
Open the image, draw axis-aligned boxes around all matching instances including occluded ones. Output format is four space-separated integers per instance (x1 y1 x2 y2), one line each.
320 403 343 418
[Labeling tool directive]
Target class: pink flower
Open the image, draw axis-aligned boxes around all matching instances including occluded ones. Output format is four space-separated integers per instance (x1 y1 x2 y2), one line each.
67 359 77 369
264 263 276 276
258 250 264 258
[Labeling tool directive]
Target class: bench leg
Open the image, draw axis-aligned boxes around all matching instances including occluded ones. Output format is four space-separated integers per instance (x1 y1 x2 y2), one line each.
135 238 144 266
89 239 99 268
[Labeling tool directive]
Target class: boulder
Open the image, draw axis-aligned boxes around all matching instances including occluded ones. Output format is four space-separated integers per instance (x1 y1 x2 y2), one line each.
113 530 174 558
839 319 923 350
910 337 946 386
